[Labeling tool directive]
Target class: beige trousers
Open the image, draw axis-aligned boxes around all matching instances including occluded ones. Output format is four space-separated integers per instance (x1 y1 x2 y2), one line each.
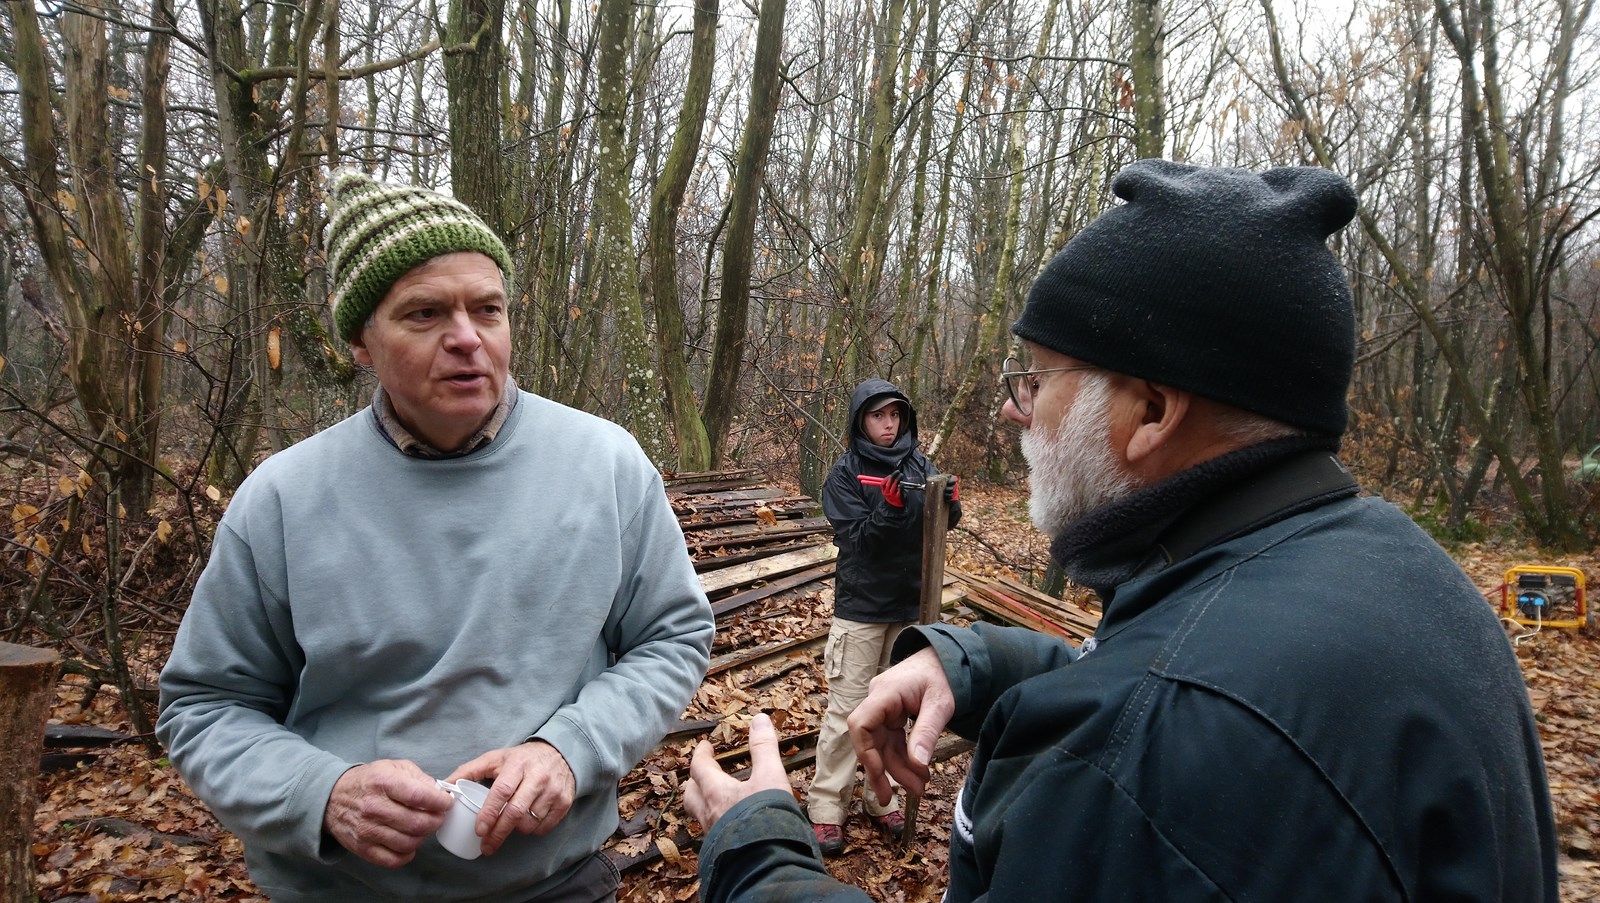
806 616 910 825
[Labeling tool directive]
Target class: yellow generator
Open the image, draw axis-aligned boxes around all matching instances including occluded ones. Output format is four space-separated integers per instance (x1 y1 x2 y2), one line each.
1499 565 1587 630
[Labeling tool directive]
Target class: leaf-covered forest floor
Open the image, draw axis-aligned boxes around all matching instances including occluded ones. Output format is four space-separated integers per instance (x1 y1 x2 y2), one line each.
24 481 1600 902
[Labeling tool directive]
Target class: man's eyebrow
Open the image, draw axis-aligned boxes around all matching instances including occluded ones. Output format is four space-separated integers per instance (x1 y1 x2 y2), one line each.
390 294 442 311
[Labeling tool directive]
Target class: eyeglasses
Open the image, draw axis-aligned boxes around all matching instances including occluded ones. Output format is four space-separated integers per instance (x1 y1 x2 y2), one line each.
1000 356 1098 416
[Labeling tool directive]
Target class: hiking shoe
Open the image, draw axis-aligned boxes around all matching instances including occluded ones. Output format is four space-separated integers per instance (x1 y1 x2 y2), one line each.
870 809 906 840
812 822 845 856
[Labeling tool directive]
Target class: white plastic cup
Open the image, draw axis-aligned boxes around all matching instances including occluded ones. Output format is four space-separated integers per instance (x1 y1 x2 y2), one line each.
435 779 490 860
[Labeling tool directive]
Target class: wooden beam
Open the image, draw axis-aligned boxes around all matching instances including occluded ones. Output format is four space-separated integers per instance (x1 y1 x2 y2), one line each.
707 629 828 677
690 537 831 572
710 563 836 617
905 474 951 849
685 517 832 551
663 468 759 486
664 474 764 494
700 543 838 596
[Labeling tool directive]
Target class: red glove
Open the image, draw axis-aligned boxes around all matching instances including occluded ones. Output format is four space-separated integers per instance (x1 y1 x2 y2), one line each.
880 474 905 508
945 475 959 503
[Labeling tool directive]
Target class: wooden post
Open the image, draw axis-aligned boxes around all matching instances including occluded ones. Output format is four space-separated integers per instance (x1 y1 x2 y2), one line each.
1 642 59 903
902 474 950 849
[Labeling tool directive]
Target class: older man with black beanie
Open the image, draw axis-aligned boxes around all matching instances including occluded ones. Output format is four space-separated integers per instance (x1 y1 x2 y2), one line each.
683 160 1558 902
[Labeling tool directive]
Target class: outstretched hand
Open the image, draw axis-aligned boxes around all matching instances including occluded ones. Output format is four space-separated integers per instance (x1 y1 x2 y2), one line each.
848 647 956 806
684 713 795 831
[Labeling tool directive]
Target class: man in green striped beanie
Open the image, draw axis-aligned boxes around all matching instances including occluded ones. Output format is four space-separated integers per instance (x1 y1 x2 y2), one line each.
325 167 516 454
157 169 715 903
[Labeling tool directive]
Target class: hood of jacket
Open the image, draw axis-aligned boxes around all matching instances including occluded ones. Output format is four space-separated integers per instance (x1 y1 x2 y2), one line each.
847 378 918 471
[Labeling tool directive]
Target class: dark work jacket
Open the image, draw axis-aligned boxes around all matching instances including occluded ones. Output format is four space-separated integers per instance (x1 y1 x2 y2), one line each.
821 379 960 623
697 442 1559 902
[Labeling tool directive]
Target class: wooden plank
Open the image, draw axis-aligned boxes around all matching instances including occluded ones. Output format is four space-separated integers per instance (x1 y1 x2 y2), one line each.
663 468 759 486
710 563 836 617
994 574 1102 620
690 537 830 572
665 475 764 494
681 512 825 536
947 567 1101 634
680 510 811 533
43 725 136 748
982 585 1099 634
677 499 818 525
707 629 828 677
672 487 797 507
905 474 951 849
963 584 1093 643
685 517 832 551
963 589 1065 638
699 543 838 595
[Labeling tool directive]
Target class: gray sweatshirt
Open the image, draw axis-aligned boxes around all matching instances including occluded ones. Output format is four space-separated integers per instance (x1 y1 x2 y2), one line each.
156 391 714 901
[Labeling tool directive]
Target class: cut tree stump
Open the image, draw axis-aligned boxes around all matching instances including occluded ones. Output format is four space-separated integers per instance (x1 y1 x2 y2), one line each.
1 642 60 903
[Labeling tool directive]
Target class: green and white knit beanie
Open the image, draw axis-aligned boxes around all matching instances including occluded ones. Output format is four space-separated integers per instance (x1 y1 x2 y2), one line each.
324 168 512 341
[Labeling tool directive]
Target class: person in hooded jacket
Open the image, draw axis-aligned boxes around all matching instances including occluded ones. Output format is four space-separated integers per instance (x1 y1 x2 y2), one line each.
807 379 961 855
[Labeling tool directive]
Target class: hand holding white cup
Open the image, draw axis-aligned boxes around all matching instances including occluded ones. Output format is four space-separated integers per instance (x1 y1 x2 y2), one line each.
435 779 490 859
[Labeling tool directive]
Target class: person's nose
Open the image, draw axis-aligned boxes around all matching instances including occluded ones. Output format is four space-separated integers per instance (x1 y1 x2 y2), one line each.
1002 397 1030 427
441 310 482 354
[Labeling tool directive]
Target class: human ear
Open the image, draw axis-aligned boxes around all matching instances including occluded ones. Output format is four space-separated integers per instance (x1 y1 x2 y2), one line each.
1123 381 1191 465
350 334 373 367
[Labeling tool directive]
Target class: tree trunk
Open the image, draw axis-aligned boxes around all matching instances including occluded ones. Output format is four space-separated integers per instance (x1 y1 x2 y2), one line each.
929 0 1060 458
1128 0 1167 158
892 0 944 396
595 0 670 463
703 0 787 467
445 0 508 234
0 643 58 903
840 0 907 377
1260 0 1546 540
649 0 719 471
909 38 982 397
6 2 156 511
197 0 284 488
1434 0 1587 549
800 0 905 496
526 0 575 394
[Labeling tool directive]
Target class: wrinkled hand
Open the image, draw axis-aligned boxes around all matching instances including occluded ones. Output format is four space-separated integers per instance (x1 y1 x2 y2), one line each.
684 713 794 832
944 475 960 504
881 473 906 508
848 647 955 806
447 740 576 855
324 759 452 868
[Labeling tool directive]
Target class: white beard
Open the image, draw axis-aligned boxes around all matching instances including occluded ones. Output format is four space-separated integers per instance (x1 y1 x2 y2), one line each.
1020 372 1140 536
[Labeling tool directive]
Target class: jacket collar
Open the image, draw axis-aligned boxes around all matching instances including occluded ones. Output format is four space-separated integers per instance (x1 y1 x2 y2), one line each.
1049 434 1355 601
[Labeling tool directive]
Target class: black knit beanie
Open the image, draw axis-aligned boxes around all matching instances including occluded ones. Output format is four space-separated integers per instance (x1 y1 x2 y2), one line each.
1012 159 1359 436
